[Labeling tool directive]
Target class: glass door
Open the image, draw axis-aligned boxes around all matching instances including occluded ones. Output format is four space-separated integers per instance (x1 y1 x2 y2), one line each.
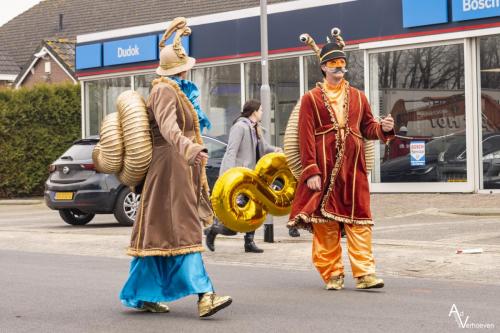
85 76 131 136
245 58 300 147
478 35 500 191
191 64 242 141
368 41 473 192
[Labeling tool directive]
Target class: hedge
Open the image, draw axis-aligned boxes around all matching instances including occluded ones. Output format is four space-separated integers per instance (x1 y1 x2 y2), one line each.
0 83 81 198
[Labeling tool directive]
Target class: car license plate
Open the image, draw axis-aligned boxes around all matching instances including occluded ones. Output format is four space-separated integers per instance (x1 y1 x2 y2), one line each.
55 192 74 200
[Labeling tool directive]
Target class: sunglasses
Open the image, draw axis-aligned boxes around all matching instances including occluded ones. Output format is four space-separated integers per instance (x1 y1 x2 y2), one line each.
325 59 346 68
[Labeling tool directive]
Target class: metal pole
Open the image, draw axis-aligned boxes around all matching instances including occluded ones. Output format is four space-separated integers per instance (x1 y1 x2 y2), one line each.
260 0 274 243
260 0 271 142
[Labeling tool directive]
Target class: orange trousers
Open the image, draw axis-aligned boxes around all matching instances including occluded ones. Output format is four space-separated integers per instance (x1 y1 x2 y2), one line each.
312 222 375 282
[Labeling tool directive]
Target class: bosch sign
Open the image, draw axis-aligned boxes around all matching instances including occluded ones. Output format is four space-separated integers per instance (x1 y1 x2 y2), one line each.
403 0 500 28
463 0 500 11
452 0 500 21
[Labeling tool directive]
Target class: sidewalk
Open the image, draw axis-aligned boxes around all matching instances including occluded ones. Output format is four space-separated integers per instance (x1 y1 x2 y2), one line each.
0 197 43 205
243 193 500 242
205 193 500 285
370 193 500 219
0 193 498 285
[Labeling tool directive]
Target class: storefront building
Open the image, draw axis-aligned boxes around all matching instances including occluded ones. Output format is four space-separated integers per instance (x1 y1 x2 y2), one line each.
75 0 500 193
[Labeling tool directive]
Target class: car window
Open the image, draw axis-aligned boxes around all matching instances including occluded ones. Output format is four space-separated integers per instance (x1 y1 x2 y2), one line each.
425 135 465 157
482 135 500 154
59 143 95 161
457 134 500 160
203 137 227 159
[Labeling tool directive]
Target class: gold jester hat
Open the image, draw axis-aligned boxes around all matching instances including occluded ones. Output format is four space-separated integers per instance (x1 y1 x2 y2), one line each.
156 17 195 76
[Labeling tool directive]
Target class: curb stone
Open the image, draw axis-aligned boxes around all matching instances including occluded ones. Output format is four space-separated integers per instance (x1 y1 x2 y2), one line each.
439 208 500 216
0 199 44 206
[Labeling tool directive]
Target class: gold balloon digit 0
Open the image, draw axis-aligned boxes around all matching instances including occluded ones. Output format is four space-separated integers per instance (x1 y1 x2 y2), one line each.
211 153 296 233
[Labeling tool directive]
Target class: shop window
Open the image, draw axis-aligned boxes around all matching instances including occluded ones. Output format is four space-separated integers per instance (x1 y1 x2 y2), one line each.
305 50 364 91
245 58 300 146
85 77 131 136
134 73 157 100
191 64 241 141
479 35 500 190
369 44 466 183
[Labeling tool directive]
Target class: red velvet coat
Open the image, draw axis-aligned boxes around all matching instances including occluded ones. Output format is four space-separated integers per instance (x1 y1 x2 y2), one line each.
288 83 394 230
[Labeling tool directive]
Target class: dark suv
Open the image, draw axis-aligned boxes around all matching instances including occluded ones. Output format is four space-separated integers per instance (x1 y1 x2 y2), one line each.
45 135 227 226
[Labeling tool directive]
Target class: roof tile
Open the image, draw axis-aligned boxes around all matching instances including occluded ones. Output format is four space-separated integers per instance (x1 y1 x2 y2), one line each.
0 0 289 70
0 49 20 75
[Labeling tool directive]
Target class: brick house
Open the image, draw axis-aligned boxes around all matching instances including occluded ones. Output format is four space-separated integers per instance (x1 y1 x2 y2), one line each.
15 39 76 88
0 0 284 87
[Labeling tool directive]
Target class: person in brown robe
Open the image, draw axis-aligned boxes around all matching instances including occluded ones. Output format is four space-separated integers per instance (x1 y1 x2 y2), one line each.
288 28 395 290
119 18 232 318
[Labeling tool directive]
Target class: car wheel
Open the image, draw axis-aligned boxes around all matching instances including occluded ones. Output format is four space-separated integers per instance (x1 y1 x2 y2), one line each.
59 209 95 226
114 189 140 226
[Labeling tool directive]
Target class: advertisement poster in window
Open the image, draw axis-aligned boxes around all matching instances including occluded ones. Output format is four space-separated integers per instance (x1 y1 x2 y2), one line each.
410 141 426 166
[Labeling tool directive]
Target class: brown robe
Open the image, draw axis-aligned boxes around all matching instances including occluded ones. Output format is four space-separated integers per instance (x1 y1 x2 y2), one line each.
288 82 394 231
127 79 210 257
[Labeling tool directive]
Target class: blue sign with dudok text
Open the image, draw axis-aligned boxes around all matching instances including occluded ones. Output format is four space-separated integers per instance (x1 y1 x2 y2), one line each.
76 34 191 69
103 35 157 66
452 0 500 21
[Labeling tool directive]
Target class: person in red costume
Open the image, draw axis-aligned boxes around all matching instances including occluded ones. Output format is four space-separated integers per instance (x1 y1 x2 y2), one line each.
288 28 395 290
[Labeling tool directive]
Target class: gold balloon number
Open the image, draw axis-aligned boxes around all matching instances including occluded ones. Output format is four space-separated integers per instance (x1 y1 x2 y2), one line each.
211 153 296 233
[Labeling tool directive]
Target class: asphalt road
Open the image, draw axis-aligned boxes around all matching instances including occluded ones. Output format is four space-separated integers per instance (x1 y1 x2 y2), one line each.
1 250 498 333
2 203 500 286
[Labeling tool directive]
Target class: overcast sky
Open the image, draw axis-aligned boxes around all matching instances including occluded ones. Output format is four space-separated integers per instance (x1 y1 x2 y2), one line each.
0 0 41 27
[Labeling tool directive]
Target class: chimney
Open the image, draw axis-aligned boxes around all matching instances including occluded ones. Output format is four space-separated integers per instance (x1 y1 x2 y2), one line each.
59 14 63 31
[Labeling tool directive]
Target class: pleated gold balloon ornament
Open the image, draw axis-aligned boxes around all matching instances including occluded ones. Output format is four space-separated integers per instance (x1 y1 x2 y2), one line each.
283 102 302 180
364 140 375 171
92 112 123 174
211 153 296 233
92 90 152 188
284 29 375 180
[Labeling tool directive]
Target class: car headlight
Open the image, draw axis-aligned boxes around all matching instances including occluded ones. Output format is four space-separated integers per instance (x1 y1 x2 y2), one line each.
483 151 500 161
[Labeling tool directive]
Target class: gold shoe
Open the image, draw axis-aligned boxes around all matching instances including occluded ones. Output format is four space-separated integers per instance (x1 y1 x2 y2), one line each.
198 292 232 318
140 301 170 313
355 274 384 289
325 275 344 290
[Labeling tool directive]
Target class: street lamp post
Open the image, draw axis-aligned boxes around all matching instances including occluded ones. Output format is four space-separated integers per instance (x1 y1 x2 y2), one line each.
260 0 274 243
